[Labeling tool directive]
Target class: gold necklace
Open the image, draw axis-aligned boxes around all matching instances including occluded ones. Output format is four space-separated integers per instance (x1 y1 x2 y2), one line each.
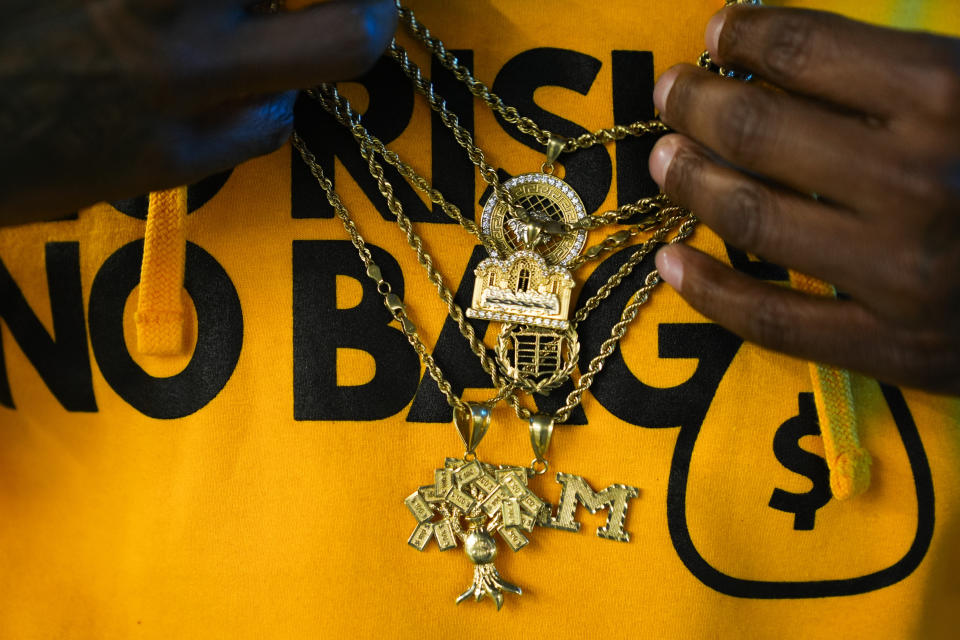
292 0 757 609
298 86 693 420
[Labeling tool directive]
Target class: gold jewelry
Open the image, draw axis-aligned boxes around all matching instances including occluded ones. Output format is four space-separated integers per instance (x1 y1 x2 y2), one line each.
292 0 759 609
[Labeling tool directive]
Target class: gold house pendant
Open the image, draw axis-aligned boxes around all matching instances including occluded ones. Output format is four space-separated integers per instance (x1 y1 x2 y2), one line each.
466 250 574 329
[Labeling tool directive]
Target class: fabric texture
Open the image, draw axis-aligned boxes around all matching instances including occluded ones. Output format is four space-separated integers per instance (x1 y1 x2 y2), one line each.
0 1 958 639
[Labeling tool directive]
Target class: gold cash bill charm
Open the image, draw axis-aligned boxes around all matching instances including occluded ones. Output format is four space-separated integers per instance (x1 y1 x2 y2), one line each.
406 457 545 610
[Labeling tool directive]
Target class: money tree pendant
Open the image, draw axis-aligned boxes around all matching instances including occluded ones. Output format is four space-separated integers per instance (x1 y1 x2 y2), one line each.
406 405 546 610
406 457 546 610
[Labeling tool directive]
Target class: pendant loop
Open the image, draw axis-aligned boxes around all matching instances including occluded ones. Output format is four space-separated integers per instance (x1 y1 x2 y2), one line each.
454 403 492 455
529 458 550 475
528 413 555 463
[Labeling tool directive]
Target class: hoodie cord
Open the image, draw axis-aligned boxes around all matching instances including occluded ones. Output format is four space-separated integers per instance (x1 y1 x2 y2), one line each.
136 187 188 356
789 270 872 500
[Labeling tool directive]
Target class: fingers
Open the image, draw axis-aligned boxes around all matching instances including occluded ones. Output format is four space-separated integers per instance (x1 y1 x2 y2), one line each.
211 0 397 96
654 64 901 214
649 134 882 296
653 244 957 392
705 5 960 122
648 133 942 326
155 91 297 180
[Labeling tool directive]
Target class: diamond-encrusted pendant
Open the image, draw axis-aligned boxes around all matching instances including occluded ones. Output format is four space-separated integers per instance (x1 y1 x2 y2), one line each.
480 172 587 267
473 172 586 391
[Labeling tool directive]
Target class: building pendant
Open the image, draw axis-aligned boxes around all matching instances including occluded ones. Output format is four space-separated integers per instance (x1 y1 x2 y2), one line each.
471 172 587 391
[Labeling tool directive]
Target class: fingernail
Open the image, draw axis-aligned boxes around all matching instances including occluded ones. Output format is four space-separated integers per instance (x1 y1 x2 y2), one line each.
649 136 680 187
653 67 680 115
655 246 684 291
705 10 728 58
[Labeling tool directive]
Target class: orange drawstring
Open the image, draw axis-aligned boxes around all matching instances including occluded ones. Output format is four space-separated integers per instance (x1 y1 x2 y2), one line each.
136 187 188 356
789 270 872 500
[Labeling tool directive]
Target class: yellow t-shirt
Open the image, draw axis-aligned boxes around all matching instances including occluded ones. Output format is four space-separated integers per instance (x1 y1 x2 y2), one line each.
1 1 958 638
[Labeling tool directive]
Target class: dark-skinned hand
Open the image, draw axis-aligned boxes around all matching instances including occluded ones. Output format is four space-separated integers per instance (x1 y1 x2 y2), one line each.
651 5 960 396
0 0 396 225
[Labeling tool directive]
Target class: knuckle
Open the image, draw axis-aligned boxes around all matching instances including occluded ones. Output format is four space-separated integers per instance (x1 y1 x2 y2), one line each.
926 72 960 120
248 97 295 156
922 167 960 242
718 183 776 251
745 291 794 351
919 46 960 119
875 234 960 331
923 176 956 221
717 90 776 163
893 155 956 220
761 12 818 82
663 144 707 201
339 1 398 77
252 118 294 157
901 244 957 307
887 332 959 392
887 340 932 386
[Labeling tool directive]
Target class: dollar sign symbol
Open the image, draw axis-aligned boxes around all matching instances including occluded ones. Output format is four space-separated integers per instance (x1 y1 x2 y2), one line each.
768 393 832 530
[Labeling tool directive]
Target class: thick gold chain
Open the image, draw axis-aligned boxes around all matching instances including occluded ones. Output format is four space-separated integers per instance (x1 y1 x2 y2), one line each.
385 38 679 242
292 0 755 433
309 83 676 263
292 128 694 424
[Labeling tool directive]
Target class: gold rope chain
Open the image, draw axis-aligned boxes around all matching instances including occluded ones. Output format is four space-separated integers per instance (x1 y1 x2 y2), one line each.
384 35 674 239
292 132 695 425
307 84 677 267
298 58 693 422
395 1 671 155
291 0 756 437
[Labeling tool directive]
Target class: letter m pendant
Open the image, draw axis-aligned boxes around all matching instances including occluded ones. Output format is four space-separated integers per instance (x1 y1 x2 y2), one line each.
547 473 639 542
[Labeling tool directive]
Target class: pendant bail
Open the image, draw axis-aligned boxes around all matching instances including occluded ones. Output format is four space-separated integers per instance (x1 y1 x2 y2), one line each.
454 403 492 456
541 135 566 175
545 135 566 166
528 414 555 463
